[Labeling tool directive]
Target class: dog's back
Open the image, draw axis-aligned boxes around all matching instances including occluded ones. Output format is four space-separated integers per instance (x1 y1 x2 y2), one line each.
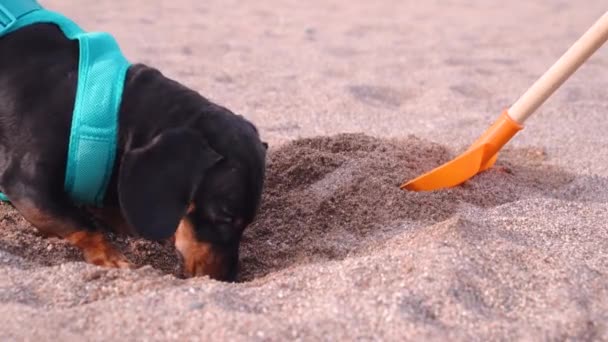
0 24 78 193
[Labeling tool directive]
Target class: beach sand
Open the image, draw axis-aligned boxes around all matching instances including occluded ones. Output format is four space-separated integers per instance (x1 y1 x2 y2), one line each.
1 0 607 340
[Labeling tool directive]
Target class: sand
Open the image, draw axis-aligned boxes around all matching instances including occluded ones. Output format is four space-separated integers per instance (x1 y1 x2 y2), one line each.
1 0 608 340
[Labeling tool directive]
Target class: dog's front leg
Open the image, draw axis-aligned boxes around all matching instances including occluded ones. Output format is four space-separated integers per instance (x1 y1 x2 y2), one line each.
6 192 132 269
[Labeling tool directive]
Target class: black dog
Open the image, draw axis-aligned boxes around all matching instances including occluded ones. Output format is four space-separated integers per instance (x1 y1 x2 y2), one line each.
0 23 267 281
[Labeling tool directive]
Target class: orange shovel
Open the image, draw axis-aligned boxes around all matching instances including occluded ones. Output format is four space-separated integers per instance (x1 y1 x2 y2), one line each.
402 11 608 192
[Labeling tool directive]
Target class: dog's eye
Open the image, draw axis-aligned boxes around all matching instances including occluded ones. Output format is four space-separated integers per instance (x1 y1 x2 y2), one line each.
217 216 233 225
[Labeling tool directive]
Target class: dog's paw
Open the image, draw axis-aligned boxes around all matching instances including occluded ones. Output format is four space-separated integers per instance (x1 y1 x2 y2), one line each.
85 249 133 269
67 231 134 269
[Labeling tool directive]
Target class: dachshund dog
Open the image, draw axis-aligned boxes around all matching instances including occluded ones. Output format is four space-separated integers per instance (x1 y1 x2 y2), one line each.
0 23 267 281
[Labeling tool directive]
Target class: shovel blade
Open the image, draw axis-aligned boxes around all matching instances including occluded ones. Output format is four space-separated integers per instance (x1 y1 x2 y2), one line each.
400 144 495 191
401 110 523 192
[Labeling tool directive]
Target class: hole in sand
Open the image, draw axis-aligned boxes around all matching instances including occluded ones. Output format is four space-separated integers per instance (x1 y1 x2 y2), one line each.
0 134 574 282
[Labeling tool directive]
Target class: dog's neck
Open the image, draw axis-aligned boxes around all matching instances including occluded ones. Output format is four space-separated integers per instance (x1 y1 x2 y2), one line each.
117 64 215 151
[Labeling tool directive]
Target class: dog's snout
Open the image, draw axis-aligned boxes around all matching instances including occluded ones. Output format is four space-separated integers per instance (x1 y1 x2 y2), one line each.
214 222 240 243
174 216 239 281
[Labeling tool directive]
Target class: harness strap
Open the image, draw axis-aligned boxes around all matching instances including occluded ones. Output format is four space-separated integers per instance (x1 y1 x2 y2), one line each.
0 0 40 33
0 1 130 206
64 31 129 205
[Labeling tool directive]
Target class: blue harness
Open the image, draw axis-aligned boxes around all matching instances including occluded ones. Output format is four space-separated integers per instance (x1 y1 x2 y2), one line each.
0 0 130 206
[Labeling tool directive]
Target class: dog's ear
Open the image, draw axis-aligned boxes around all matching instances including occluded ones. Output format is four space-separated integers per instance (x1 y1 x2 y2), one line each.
118 128 222 240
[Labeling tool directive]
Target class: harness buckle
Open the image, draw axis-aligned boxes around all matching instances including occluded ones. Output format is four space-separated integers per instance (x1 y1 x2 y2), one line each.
0 4 17 35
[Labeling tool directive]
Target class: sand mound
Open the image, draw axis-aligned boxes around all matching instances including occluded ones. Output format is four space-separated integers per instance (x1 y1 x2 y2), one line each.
239 134 574 280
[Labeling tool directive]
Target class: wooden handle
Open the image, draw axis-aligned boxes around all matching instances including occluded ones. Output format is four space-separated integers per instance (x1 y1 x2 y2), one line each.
508 11 608 124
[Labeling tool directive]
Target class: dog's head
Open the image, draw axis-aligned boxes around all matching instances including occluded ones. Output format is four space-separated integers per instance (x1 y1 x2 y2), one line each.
117 112 267 281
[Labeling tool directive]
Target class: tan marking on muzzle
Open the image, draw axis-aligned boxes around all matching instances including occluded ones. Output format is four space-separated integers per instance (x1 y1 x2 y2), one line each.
174 215 227 279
